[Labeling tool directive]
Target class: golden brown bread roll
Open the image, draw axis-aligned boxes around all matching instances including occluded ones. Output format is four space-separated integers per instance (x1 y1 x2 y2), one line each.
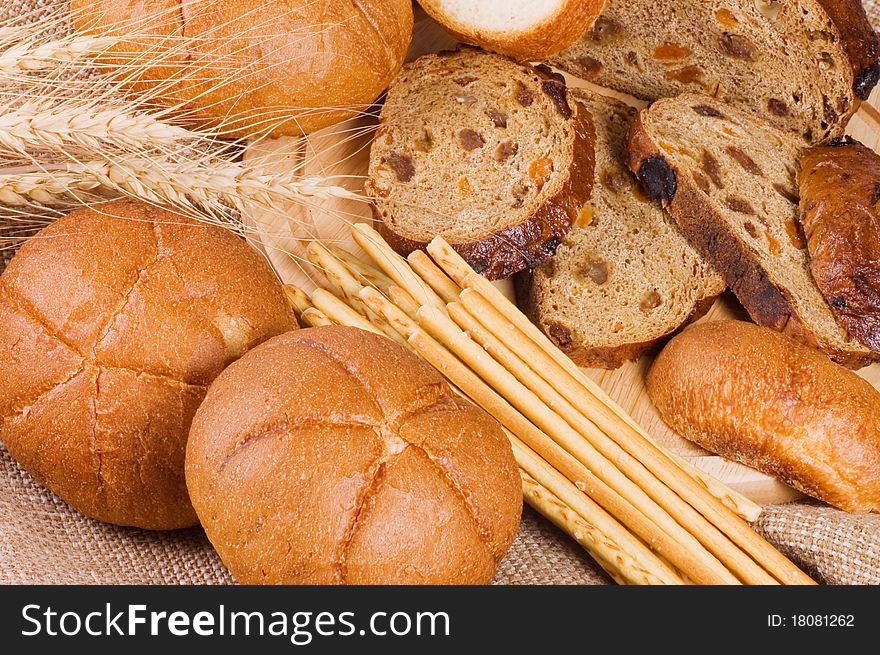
70 0 413 137
186 326 522 584
0 200 296 529
647 320 880 513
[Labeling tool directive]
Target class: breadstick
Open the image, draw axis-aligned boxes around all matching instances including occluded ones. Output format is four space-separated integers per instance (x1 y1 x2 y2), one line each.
416 304 739 585
446 301 775 585
425 235 761 522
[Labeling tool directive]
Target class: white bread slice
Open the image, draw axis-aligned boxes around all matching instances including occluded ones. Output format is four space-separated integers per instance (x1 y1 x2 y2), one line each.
418 0 606 60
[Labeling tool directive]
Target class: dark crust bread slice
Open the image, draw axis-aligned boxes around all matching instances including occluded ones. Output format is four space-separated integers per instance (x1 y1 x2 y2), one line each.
817 0 880 99
799 138 880 353
627 96 877 368
378 106 593 280
367 48 596 280
516 93 725 369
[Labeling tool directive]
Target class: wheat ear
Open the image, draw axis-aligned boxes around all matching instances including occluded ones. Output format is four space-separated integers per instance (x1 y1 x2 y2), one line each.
0 100 202 156
0 35 119 74
0 157 361 210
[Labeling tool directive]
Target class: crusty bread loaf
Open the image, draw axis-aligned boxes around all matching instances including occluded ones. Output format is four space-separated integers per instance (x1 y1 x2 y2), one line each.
186 326 522 585
628 93 875 368
367 48 595 280
418 0 605 60
0 200 295 530
647 321 880 513
71 0 413 137
799 137 880 355
554 0 879 143
517 92 725 368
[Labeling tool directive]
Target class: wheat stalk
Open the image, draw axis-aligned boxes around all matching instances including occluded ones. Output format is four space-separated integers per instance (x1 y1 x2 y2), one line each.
0 0 374 262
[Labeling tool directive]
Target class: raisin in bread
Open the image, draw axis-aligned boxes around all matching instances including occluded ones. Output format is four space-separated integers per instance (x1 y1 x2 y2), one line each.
554 0 879 144
799 138 880 354
417 0 606 60
516 92 725 369
628 93 876 368
366 48 595 280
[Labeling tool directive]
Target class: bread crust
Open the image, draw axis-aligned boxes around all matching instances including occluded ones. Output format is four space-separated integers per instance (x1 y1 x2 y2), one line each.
647 321 880 513
799 139 880 354
627 109 877 369
0 200 295 530
816 0 880 99
186 326 522 584
418 0 606 61
71 0 413 137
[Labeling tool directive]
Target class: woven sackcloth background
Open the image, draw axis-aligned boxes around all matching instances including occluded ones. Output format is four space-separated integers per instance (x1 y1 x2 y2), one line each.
1 1 879 586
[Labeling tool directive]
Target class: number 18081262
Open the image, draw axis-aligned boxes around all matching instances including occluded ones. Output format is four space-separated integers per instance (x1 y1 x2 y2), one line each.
768 614 855 628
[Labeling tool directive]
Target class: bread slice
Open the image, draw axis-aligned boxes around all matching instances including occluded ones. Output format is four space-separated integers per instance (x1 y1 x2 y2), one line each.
366 48 595 280
799 138 880 354
516 92 725 369
417 1 606 61
553 0 879 144
628 93 876 368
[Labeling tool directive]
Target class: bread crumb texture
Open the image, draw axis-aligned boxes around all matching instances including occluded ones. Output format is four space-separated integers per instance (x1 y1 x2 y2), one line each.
518 91 724 368
367 48 595 279
553 0 879 143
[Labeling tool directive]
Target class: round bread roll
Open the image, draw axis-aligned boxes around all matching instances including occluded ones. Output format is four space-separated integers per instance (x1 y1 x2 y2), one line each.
0 200 296 530
186 326 522 584
70 0 413 137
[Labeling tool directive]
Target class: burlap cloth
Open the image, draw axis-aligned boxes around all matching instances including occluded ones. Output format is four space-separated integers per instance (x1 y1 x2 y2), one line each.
1 1 879 586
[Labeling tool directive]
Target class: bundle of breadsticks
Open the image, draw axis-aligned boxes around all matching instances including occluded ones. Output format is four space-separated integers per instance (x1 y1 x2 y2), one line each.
285 224 815 586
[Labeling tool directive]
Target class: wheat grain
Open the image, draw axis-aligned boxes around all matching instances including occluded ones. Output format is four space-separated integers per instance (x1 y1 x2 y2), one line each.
0 167 101 205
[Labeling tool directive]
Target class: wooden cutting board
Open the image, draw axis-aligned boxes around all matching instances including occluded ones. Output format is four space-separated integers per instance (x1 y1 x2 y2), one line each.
243 14 880 506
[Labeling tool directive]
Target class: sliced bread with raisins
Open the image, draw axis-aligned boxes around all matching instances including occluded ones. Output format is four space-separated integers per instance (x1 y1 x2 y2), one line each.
553 0 879 144
516 92 725 369
799 138 880 355
417 0 606 60
366 48 595 280
628 93 876 368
